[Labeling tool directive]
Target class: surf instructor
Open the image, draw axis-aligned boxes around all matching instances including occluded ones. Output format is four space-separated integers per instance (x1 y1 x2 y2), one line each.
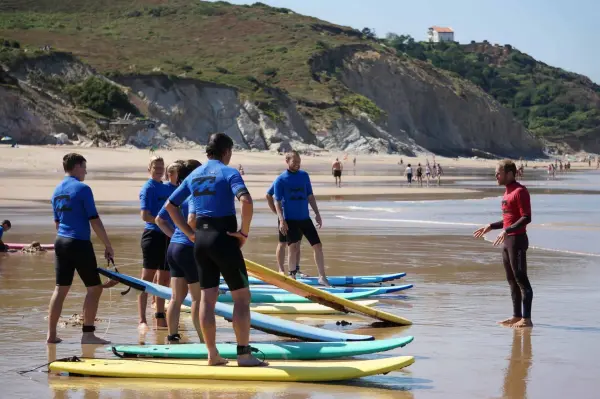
473 159 533 328
165 133 267 367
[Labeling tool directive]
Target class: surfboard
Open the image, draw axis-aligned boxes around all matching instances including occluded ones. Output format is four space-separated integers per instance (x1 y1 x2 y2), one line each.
49 356 415 382
173 300 380 315
230 272 406 286
5 243 54 250
221 284 414 295
222 290 378 303
243 260 412 326
97 269 374 342
112 336 414 360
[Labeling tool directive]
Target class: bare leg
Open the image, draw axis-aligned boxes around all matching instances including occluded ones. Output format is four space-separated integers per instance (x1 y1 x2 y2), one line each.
287 242 300 279
138 268 156 331
295 244 302 272
81 285 110 344
167 277 188 339
312 243 330 286
155 269 170 329
276 242 286 274
199 287 228 366
231 287 268 367
188 282 203 342
47 285 70 343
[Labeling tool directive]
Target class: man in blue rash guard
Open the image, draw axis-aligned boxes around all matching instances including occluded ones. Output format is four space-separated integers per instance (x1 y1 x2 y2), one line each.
138 156 171 330
156 159 202 343
165 133 267 367
0 219 11 252
48 153 116 344
274 151 330 286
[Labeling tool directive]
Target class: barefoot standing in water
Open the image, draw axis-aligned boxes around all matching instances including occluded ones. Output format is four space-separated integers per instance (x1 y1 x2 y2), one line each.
473 159 533 328
48 153 116 344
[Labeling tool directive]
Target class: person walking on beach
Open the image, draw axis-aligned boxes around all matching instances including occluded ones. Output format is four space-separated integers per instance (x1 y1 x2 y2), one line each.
165 133 267 367
425 164 431 187
266 183 304 277
332 158 343 187
416 163 423 187
473 159 533 329
274 151 330 286
48 153 116 344
405 163 413 185
0 219 11 252
138 156 171 331
436 163 443 185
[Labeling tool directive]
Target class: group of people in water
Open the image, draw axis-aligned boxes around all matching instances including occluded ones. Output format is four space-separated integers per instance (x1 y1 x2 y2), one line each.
46 133 332 367
403 161 443 186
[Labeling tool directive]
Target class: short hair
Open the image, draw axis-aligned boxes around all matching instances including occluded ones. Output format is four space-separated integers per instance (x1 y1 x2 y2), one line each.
407 163 411 167
1 220 10 228
148 155 164 169
166 161 183 175
498 159 517 176
62 153 87 172
177 159 202 184
206 133 233 159
285 150 300 161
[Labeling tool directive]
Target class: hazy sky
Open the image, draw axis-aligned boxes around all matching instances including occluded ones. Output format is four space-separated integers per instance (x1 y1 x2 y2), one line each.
215 0 599 83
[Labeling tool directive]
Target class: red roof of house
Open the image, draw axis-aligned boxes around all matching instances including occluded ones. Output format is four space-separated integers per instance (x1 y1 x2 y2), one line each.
430 26 454 33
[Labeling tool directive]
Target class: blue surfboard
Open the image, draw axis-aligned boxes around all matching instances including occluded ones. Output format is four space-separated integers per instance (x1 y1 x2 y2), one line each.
98 269 374 342
220 284 414 295
230 272 406 286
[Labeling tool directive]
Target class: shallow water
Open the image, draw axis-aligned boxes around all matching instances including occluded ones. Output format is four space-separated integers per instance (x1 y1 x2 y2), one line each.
1 173 600 398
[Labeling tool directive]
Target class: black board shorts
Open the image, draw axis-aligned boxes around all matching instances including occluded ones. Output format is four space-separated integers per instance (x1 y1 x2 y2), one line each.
194 216 249 291
277 219 287 243
286 219 321 246
54 236 101 287
333 170 342 177
167 243 199 284
140 229 169 270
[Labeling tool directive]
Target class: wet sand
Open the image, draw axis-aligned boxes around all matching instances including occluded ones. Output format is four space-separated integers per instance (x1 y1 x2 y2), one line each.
1 147 600 398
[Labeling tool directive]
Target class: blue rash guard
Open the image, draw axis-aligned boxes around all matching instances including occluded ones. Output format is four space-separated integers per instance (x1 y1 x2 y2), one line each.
0 226 4 240
140 179 170 231
51 176 99 241
157 197 193 247
169 160 249 218
273 170 313 220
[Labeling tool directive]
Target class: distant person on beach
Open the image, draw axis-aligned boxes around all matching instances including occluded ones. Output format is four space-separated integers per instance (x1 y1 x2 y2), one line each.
266 183 304 277
165 133 267 367
473 159 533 329
353 157 356 169
425 164 431 186
416 163 423 187
238 164 245 175
48 153 116 344
405 164 413 185
138 156 171 331
332 158 343 187
274 151 330 286
0 219 11 252
436 163 443 185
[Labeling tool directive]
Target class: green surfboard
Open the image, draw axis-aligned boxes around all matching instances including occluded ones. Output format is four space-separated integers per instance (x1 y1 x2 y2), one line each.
111 336 413 360
228 289 379 304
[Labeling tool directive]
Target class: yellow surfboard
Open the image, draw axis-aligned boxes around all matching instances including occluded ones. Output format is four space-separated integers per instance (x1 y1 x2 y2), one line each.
49 356 415 382
173 300 380 315
243 259 412 326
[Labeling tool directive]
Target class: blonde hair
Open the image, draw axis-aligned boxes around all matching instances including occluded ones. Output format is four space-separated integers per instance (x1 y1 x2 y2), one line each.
498 159 517 176
166 161 183 175
148 156 164 169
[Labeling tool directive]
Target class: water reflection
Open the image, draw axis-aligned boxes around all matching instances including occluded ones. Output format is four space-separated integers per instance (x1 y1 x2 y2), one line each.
501 329 532 399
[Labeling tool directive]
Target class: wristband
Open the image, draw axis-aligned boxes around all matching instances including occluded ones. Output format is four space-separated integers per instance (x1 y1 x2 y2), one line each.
238 230 248 238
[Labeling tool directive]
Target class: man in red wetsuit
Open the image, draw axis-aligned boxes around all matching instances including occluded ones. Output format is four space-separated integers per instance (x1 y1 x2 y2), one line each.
473 159 533 328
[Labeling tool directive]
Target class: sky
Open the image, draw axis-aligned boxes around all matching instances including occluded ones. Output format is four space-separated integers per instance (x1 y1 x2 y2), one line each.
213 0 600 84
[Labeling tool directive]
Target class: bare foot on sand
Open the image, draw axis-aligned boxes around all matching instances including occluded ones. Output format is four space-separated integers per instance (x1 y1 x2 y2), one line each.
81 333 111 345
237 354 269 367
208 355 229 366
138 322 149 333
46 336 63 344
318 277 331 287
498 317 522 326
511 318 533 328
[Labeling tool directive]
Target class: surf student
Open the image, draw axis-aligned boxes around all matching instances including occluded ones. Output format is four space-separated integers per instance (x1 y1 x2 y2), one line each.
165 161 184 193
165 132 267 367
473 159 533 329
405 164 413 185
416 163 423 187
138 155 171 330
266 183 303 277
48 153 116 344
156 159 202 343
0 219 11 252
332 158 343 187
274 151 330 286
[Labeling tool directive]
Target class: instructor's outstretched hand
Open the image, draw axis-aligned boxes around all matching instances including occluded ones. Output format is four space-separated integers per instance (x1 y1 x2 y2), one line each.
473 224 491 238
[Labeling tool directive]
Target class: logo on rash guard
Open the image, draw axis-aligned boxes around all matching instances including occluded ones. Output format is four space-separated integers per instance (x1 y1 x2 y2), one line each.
192 176 217 197
289 187 305 201
54 195 73 212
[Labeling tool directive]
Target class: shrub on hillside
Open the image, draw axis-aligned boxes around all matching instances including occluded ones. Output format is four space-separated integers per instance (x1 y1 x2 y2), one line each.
66 77 138 118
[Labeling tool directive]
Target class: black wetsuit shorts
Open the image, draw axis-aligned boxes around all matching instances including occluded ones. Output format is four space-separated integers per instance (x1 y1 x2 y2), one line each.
286 219 321 246
277 219 287 243
167 243 199 284
54 237 101 287
502 234 533 319
140 229 169 270
194 216 249 291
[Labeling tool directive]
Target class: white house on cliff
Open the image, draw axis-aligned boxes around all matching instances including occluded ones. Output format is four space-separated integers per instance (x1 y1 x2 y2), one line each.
428 26 454 43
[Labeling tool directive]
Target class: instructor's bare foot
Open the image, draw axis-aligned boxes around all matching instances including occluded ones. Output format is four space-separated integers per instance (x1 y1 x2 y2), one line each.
511 318 533 328
498 317 521 326
208 355 229 366
46 336 63 344
138 322 149 333
237 354 269 367
81 333 110 345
